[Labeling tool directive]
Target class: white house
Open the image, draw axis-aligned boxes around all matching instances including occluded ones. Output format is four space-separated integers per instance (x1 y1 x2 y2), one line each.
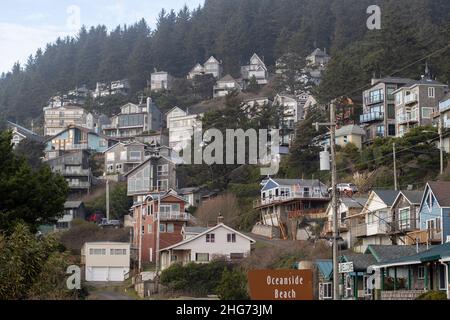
213 74 242 98
241 53 269 85
82 242 131 282
188 56 223 79
159 223 256 270
150 71 174 91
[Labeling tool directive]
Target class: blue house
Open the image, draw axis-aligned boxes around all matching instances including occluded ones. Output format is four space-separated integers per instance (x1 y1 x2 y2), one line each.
409 181 450 244
45 125 118 159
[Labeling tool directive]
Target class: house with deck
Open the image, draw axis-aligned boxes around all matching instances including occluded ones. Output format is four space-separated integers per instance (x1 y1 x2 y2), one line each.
407 181 450 245
159 222 255 270
213 74 242 98
150 71 174 91
131 191 191 263
104 141 147 175
388 191 422 245
188 56 223 79
352 190 399 252
241 53 268 86
253 178 330 240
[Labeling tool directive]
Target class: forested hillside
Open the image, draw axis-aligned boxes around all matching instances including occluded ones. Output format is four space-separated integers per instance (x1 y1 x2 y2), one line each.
0 0 449 124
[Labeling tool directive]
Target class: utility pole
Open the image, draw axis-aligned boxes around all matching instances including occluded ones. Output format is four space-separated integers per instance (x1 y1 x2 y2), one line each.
329 101 339 301
154 192 161 293
138 203 143 272
106 179 110 221
439 118 444 175
393 142 398 191
313 99 339 300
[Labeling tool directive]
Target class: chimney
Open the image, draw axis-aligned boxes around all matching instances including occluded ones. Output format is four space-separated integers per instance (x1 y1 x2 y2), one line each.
217 213 224 225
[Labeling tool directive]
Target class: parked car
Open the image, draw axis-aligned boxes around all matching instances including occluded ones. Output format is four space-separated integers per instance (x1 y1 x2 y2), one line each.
87 212 104 223
99 218 122 229
328 183 358 194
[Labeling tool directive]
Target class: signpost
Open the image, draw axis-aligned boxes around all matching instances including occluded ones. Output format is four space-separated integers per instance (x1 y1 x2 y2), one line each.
339 262 354 273
247 269 313 300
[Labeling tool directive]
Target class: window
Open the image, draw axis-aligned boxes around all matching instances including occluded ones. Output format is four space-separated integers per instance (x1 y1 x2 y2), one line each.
319 282 333 300
160 223 167 233
157 180 168 191
167 223 174 233
395 92 403 106
343 135 348 143
141 225 145 235
195 253 209 262
422 107 433 119
148 224 153 234
129 151 141 161
106 152 115 161
227 233 236 243
399 207 410 230
418 266 425 279
428 87 435 98
110 249 127 255
89 248 106 255
206 233 215 243
157 164 169 176
230 253 244 259
435 217 441 232
388 124 396 136
388 104 395 119
120 151 127 160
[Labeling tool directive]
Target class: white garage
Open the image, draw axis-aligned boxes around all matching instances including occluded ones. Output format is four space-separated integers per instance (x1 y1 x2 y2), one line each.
82 242 131 282
86 267 129 282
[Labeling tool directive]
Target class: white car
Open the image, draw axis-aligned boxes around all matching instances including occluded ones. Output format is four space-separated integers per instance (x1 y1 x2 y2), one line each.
329 183 358 194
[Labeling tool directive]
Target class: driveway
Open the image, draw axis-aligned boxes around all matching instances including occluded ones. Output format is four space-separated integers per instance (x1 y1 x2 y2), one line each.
86 281 137 300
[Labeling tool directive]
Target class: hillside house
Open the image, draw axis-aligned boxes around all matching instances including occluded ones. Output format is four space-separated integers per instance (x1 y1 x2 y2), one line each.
389 191 422 245
45 149 92 195
436 93 450 153
352 190 399 252
241 53 268 86
102 99 162 140
188 56 223 79
44 105 99 137
335 125 366 150
306 48 331 67
55 201 87 231
360 77 413 142
213 74 242 98
44 125 117 159
131 191 191 263
407 181 450 245
394 77 448 137
160 222 256 270
93 79 130 99
6 121 43 148
254 178 330 240
150 71 174 91
104 141 147 175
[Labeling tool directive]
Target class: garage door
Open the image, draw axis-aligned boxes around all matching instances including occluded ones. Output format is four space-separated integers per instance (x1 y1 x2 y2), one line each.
108 268 126 281
87 267 109 282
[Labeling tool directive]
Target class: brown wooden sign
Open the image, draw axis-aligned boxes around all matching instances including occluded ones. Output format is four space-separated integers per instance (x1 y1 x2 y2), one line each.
248 269 313 300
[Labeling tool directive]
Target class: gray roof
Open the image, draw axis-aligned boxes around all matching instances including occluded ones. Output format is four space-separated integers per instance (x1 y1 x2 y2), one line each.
371 77 414 86
341 196 368 209
341 252 377 271
184 226 208 234
308 48 329 58
365 245 428 263
7 121 44 142
64 201 83 209
404 78 447 87
400 191 423 204
186 104 220 115
374 243 450 267
335 125 365 137
217 74 236 82
177 187 200 194
373 190 399 206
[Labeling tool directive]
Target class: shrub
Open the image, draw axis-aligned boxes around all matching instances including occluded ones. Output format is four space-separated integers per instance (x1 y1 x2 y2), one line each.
217 268 249 300
160 259 230 297
416 290 447 300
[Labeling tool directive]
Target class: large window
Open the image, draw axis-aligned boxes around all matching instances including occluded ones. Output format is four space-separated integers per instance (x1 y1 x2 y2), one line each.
388 124 396 136
129 151 141 161
157 180 168 191
89 248 106 255
398 207 411 230
110 249 127 255
418 266 425 279
195 253 209 262
319 282 333 300
227 233 236 243
157 164 169 176
106 152 115 161
387 104 395 119
422 107 433 119
428 87 435 98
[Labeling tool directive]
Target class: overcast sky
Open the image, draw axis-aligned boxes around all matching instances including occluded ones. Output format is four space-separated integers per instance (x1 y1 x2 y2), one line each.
0 0 204 74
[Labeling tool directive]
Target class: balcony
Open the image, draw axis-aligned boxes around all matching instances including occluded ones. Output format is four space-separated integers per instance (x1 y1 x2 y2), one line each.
405 228 442 245
67 181 91 189
387 218 419 234
158 212 192 221
404 94 418 105
254 192 330 208
288 208 328 220
360 112 384 123
439 98 450 113
62 169 90 177
323 220 349 234
352 223 367 237
364 96 384 106
397 110 418 124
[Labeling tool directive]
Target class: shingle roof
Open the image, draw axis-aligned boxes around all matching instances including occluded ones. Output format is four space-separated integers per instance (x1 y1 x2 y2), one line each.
218 74 236 82
184 226 208 234
373 243 450 267
335 125 366 137
405 78 447 87
64 201 83 209
400 191 423 204
315 259 333 280
341 196 368 209
373 190 400 206
428 181 450 207
271 178 326 187
365 245 428 263
341 252 377 271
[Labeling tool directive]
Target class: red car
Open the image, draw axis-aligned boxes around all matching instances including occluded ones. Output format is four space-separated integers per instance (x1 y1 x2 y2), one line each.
87 212 104 223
